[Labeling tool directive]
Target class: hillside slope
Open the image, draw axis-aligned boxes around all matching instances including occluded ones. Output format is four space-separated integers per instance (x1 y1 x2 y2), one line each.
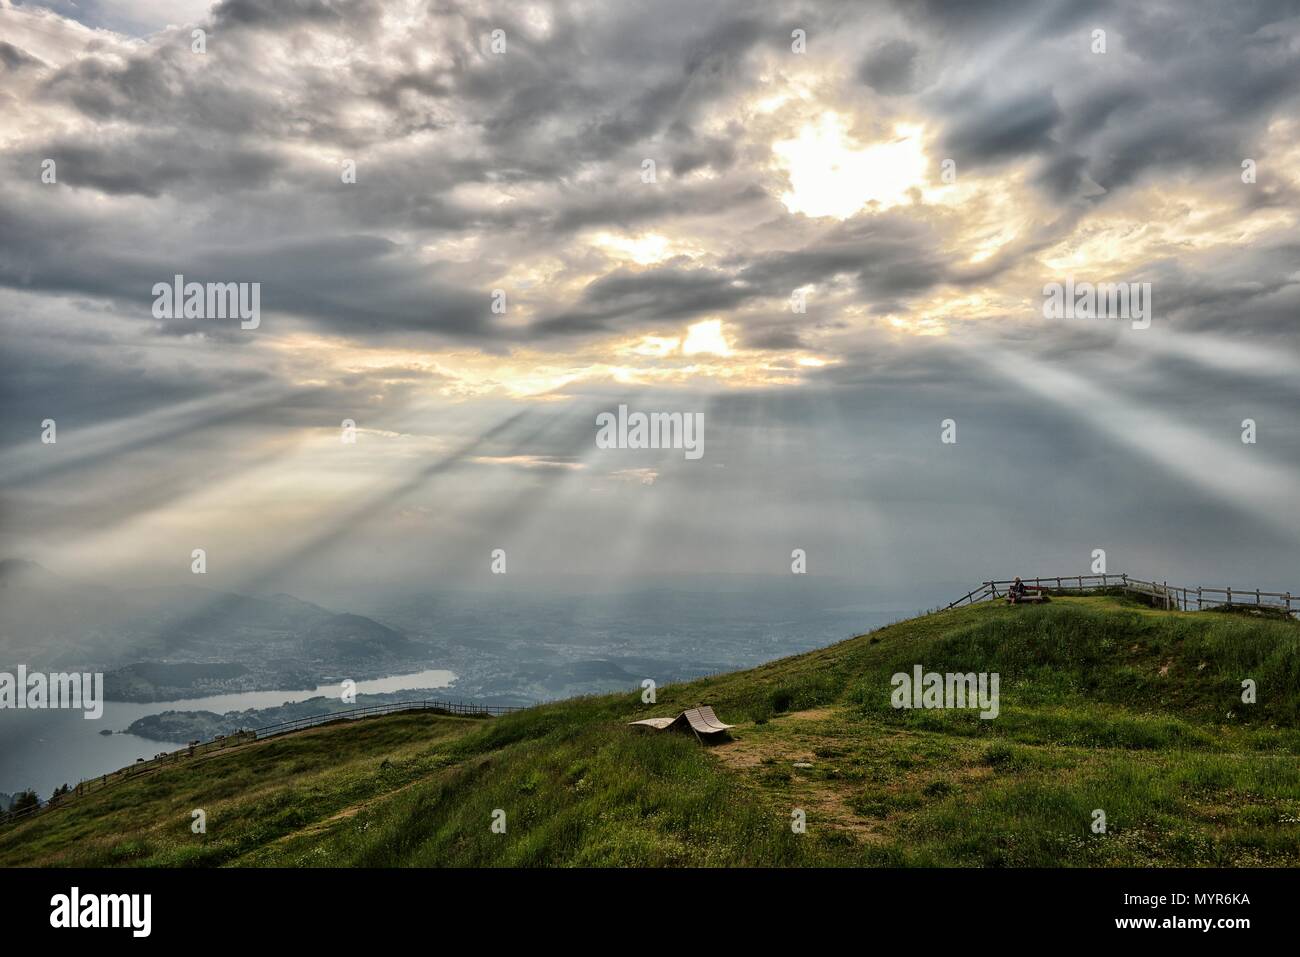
3 595 1298 867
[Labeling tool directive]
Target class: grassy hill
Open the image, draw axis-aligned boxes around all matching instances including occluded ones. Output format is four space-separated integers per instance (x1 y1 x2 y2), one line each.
3 594 1298 867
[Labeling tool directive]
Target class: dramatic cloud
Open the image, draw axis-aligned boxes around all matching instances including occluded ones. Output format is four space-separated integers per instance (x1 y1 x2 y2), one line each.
1 0 1298 600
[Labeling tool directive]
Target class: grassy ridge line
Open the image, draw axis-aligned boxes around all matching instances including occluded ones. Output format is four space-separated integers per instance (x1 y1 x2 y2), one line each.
1 595 1297 867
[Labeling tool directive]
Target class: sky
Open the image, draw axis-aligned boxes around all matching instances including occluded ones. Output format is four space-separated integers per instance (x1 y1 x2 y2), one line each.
1 0 1298 607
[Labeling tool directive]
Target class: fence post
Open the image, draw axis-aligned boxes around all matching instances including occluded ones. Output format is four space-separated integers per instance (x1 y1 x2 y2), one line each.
1256 589 1260 605
1197 587 1202 611
1227 586 1232 606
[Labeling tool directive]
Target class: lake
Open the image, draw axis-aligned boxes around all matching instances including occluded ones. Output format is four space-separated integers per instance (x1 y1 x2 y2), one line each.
0 669 456 799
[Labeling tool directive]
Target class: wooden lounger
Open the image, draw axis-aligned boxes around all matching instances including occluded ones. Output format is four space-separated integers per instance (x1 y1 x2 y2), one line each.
629 716 677 730
629 705 735 738
688 706 734 734
1007 588 1047 603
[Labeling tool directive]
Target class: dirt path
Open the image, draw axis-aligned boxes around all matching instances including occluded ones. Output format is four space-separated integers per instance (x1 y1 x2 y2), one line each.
712 708 886 841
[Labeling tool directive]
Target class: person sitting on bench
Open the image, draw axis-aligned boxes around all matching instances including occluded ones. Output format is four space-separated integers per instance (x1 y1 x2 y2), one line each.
1009 577 1026 604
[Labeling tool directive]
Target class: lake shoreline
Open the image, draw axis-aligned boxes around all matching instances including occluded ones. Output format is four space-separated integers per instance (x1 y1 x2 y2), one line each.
102 664 457 704
0 669 457 799
123 687 476 742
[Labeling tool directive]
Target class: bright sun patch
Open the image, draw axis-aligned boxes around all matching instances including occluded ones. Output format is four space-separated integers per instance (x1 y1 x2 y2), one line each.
682 319 733 356
773 114 927 219
588 231 693 265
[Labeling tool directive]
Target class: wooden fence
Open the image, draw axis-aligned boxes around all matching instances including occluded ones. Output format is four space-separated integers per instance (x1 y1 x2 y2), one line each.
947 573 1299 616
0 698 522 831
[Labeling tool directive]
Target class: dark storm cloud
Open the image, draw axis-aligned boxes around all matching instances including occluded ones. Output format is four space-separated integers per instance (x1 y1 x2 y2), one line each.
0 188 496 341
10 134 284 197
43 46 197 124
529 210 957 338
543 181 770 235
909 0 1300 205
0 39 46 69
532 265 757 336
213 0 378 29
1138 241 1300 336
857 37 920 94
669 135 739 176
194 235 497 339
441 8 774 168
737 324 807 351
939 89 1062 166
901 0 1110 38
737 214 953 299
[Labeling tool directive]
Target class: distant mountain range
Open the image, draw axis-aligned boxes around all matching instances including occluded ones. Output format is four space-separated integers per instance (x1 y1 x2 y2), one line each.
0 559 424 700
0 558 914 707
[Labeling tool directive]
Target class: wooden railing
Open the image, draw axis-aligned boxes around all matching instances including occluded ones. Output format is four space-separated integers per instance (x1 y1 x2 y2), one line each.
947 573 1298 616
0 697 522 830
947 573 1123 608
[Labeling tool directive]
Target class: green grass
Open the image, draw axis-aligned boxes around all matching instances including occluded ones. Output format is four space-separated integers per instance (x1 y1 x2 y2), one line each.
2 595 1298 867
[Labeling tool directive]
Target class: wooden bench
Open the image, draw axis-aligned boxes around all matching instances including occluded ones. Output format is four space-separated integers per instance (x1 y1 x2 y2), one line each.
1006 587 1046 604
